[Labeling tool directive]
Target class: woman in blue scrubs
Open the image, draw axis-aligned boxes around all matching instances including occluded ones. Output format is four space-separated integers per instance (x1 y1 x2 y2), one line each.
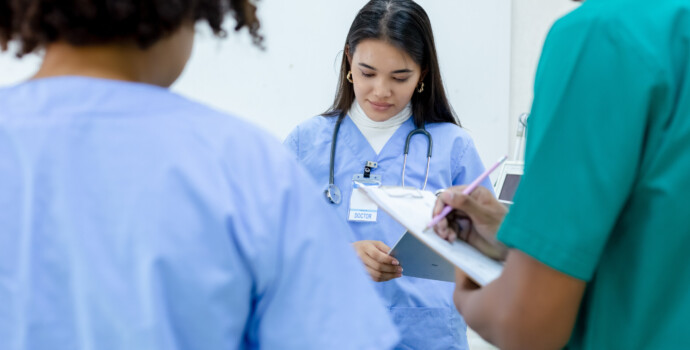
284 1 492 349
0 1 399 349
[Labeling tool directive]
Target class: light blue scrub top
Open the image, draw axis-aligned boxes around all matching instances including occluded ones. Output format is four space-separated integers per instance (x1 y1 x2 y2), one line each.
0 77 400 350
284 115 492 350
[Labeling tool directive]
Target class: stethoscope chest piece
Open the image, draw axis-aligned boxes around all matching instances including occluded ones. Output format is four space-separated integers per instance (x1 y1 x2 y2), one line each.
325 183 342 204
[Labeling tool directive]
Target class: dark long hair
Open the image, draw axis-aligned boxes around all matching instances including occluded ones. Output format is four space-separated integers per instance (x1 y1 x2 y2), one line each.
324 0 459 127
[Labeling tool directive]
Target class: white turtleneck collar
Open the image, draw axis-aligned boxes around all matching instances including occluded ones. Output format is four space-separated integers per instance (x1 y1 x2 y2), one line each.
349 100 412 154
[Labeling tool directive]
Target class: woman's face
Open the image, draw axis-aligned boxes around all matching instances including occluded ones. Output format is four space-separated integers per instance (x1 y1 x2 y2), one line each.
349 39 423 122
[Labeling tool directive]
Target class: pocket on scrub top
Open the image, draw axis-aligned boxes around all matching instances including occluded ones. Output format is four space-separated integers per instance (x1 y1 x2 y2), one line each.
390 306 467 350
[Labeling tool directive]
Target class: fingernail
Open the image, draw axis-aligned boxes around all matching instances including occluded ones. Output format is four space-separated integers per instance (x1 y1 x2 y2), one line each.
441 192 450 201
392 260 399 266
398 268 403 273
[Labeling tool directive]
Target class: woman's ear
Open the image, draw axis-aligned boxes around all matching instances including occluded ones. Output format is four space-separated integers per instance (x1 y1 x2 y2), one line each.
419 67 429 83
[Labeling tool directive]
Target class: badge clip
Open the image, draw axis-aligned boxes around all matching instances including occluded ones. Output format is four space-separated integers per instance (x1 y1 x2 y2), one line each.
363 161 378 178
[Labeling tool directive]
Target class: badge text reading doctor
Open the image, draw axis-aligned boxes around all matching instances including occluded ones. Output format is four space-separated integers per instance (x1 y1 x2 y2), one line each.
348 161 381 222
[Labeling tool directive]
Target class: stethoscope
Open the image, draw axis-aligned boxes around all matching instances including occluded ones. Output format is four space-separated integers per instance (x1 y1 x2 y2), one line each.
325 111 433 204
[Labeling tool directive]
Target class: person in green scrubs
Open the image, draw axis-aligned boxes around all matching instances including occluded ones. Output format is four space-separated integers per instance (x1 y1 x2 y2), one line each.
432 0 690 348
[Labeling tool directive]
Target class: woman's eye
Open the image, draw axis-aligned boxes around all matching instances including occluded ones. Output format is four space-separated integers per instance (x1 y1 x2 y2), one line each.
361 72 374 78
393 77 409 82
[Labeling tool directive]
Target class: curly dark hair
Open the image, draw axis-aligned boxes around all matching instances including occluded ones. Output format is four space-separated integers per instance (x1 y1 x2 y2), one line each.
0 0 262 57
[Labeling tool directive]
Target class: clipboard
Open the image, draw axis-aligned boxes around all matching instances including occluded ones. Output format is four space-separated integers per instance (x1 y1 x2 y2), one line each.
359 185 503 286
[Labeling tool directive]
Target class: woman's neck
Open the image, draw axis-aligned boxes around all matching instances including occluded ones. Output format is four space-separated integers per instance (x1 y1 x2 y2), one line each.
349 100 412 129
348 100 412 154
34 42 144 83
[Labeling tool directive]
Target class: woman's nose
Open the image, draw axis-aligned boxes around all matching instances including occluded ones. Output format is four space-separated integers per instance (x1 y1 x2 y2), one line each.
373 78 392 98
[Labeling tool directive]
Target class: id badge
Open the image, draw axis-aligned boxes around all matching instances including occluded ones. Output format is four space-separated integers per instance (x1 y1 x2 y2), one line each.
348 174 382 222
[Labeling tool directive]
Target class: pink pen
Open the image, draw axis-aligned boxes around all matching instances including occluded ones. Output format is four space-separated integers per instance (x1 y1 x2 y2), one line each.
426 155 508 229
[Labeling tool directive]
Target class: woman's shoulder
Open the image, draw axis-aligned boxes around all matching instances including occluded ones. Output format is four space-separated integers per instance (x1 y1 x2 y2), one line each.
284 114 340 156
425 122 474 145
424 122 483 166
288 114 338 140
298 114 338 128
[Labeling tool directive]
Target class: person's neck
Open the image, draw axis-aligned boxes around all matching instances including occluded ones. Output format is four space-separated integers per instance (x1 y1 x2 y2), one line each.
34 42 169 87
350 100 412 128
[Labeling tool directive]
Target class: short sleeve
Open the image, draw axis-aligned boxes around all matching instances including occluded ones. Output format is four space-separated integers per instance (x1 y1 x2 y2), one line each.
497 17 660 281
283 126 300 159
452 135 493 193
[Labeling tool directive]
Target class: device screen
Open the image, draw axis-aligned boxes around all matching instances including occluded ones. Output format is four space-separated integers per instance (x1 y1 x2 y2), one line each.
498 174 521 202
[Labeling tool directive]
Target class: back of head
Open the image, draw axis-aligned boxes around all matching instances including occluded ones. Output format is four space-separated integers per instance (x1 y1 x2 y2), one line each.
328 0 458 127
0 0 262 57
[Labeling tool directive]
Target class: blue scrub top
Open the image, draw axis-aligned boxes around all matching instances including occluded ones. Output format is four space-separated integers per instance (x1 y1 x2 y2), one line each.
0 77 400 350
285 115 492 350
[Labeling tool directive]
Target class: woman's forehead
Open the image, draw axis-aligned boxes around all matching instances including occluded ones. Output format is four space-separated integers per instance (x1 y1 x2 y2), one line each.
352 39 418 71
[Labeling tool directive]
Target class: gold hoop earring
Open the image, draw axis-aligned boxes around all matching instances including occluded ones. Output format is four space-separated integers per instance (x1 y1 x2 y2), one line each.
417 82 424 93
346 71 353 83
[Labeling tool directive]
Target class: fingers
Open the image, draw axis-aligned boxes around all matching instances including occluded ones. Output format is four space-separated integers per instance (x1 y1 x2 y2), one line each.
353 241 403 282
448 230 457 243
366 241 397 265
455 218 471 242
435 218 458 243
433 217 451 240
442 218 458 243
441 188 478 213
361 256 401 274
433 185 507 245
371 241 395 260
363 242 400 273
433 205 465 243
433 191 447 216
365 266 402 282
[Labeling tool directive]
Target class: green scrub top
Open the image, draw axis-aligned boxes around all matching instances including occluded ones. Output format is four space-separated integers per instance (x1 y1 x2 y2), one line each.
497 0 690 348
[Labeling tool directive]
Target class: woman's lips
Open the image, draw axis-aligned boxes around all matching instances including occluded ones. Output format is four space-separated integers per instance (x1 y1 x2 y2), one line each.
369 101 393 111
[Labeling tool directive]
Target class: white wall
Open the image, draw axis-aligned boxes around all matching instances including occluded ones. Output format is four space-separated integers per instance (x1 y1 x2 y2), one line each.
0 0 511 169
172 0 512 169
0 1 581 171
508 0 580 159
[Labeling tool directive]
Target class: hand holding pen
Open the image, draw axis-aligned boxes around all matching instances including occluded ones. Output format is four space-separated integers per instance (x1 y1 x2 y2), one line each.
429 156 510 260
427 155 507 229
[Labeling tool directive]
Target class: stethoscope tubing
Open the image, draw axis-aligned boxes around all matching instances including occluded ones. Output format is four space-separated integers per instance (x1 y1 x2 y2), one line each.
329 112 346 187
402 129 432 190
326 111 433 204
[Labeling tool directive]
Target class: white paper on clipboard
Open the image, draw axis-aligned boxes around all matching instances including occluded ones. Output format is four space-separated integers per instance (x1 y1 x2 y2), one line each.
358 185 503 286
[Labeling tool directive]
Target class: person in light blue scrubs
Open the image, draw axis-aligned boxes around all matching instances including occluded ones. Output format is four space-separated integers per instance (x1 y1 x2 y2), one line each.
0 1 399 349
284 1 492 349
